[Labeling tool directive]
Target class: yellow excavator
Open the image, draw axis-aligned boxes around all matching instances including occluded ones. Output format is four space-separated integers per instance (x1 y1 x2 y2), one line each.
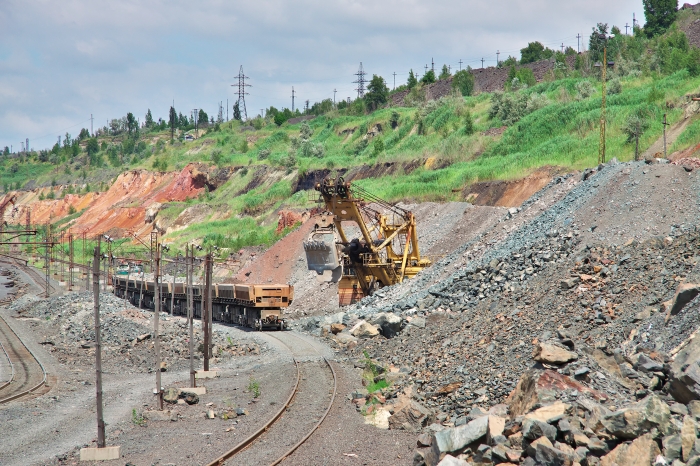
303 177 431 305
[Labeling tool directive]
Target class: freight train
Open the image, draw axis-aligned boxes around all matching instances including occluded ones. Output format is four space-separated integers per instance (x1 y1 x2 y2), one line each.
112 275 294 331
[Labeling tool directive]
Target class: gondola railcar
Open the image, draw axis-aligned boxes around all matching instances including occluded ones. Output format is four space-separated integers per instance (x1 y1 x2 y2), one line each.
112 276 293 331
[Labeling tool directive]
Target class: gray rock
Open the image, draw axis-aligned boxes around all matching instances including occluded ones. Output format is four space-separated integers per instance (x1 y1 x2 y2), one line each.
433 415 489 454
389 400 434 432
602 394 671 439
370 312 403 338
163 387 179 404
181 391 199 405
670 335 700 403
535 443 574 466
664 434 683 461
522 418 557 442
409 316 426 328
666 283 700 318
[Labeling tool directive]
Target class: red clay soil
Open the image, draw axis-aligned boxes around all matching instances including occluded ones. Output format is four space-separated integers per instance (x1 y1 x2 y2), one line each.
463 167 564 207
152 164 206 202
3 164 205 238
234 219 315 285
8 192 99 226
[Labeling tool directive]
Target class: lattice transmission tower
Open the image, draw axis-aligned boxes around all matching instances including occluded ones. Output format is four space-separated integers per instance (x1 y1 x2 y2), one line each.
232 65 251 120
353 62 367 98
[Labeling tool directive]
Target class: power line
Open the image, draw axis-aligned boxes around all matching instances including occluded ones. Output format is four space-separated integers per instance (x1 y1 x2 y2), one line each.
232 65 251 121
353 62 367 98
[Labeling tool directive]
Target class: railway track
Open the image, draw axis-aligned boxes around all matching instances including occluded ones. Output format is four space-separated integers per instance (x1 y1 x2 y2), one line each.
0 255 55 297
0 313 47 404
207 331 337 466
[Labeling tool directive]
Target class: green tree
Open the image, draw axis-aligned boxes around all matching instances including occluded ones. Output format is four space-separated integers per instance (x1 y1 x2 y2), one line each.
439 64 451 80
451 70 475 96
644 0 677 37
501 56 518 67
623 113 650 160
233 101 241 121
421 69 436 84
126 112 137 135
464 111 475 135
589 23 620 63
365 74 389 110
407 69 418 90
86 138 99 158
169 106 177 140
198 109 209 126
145 109 154 128
78 128 90 140
521 41 547 64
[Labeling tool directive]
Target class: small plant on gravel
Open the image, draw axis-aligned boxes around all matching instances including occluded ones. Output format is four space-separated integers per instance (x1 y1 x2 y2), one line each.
131 408 145 426
248 378 260 398
361 350 389 393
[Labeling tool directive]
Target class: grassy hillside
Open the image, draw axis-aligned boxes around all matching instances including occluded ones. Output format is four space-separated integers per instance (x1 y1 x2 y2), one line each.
6 15 700 257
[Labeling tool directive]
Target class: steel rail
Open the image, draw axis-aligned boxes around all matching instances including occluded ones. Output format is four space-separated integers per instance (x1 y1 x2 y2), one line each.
0 329 15 392
206 332 337 466
206 355 301 466
0 255 55 295
268 332 338 466
0 313 47 404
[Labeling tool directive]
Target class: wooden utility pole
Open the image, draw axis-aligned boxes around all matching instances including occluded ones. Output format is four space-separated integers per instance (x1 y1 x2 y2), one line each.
187 246 195 387
203 253 213 371
92 242 106 447
663 113 669 158
69 234 74 291
170 255 176 316
599 41 608 164
154 245 163 410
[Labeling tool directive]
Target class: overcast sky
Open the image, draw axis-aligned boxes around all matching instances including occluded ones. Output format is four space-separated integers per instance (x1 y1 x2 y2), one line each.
0 0 643 151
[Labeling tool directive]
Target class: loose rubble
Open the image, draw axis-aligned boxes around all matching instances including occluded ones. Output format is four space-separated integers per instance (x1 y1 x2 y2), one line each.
7 291 261 373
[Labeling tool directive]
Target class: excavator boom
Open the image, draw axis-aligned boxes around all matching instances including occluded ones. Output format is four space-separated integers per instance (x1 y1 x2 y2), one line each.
304 177 431 306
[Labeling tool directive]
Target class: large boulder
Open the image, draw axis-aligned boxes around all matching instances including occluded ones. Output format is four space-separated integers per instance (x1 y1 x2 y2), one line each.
350 321 380 339
665 283 700 321
370 312 403 338
600 433 660 466
533 342 578 365
508 370 608 417
522 418 557 442
388 400 434 432
601 394 671 439
163 387 179 404
432 415 489 455
670 332 700 403
535 443 575 466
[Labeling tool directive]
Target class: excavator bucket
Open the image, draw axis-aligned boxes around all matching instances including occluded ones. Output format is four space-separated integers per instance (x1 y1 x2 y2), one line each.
303 231 342 282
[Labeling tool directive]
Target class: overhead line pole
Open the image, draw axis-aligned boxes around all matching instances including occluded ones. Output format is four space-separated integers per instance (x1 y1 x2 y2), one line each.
92 240 105 448
187 245 195 388
154 243 163 410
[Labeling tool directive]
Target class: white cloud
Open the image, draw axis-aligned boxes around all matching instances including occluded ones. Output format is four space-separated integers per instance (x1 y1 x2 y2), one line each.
0 0 641 148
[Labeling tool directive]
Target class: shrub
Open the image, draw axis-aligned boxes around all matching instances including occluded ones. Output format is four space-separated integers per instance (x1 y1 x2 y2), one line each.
68 205 76 215
575 80 595 100
211 148 223 165
489 92 549 125
373 138 384 157
390 111 400 129
465 111 475 135
257 149 270 160
608 78 622 95
451 70 475 96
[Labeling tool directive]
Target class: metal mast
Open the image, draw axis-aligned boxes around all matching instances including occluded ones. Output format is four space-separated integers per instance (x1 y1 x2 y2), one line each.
232 65 251 121
353 62 367 98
